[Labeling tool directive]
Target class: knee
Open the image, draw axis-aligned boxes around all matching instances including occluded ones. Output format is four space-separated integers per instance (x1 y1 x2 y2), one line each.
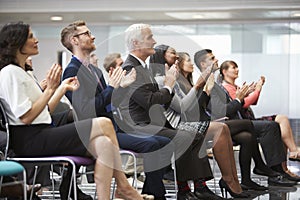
234 131 253 144
275 114 289 124
96 117 113 128
94 117 115 136
220 123 231 137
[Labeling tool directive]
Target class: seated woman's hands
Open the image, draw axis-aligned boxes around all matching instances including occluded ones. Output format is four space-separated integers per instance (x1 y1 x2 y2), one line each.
45 63 62 92
255 76 265 91
164 61 179 89
236 84 250 102
61 76 80 92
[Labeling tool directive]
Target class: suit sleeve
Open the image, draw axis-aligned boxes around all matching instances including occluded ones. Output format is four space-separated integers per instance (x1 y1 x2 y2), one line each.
209 86 243 120
123 65 173 111
62 65 113 119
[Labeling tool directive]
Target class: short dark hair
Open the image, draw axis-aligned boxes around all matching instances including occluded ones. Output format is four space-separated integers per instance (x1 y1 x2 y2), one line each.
194 49 212 70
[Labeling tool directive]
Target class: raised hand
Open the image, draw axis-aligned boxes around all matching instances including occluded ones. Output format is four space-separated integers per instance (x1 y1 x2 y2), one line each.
39 79 47 91
236 83 249 101
120 68 136 88
211 59 219 72
246 82 255 96
164 61 179 89
203 73 215 95
108 66 124 89
62 76 80 92
255 76 265 91
201 60 218 81
46 63 62 91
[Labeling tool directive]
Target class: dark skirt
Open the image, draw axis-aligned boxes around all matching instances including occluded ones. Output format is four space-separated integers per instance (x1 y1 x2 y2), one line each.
10 119 92 157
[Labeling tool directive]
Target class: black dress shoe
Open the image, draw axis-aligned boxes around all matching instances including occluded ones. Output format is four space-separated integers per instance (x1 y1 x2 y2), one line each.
194 186 226 199
283 171 300 182
177 191 199 200
253 167 281 177
240 181 268 191
268 175 297 187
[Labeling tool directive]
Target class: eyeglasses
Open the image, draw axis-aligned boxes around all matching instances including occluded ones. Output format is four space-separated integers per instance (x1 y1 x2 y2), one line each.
73 31 92 37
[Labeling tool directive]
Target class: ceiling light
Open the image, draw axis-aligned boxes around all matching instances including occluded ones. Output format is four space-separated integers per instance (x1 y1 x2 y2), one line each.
165 12 231 20
193 14 204 19
50 16 63 21
292 12 300 17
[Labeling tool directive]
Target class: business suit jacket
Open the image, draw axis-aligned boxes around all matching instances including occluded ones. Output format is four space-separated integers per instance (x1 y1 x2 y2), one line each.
209 83 286 166
209 83 243 120
63 56 113 120
119 54 213 182
120 54 173 127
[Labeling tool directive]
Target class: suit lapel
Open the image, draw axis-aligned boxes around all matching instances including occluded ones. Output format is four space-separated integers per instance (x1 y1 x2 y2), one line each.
71 57 105 93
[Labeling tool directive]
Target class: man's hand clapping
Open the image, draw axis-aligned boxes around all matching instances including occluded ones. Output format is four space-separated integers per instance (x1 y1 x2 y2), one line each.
120 68 136 88
108 66 125 89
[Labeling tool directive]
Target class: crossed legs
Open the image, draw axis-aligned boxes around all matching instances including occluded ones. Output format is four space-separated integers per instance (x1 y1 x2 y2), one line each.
88 117 144 200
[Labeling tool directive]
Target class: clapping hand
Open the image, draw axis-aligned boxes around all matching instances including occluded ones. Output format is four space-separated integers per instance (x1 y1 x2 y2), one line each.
164 61 179 89
255 76 265 91
211 60 219 72
246 82 255 96
203 73 215 95
120 68 136 88
236 83 250 101
108 66 125 89
62 76 80 92
46 63 62 91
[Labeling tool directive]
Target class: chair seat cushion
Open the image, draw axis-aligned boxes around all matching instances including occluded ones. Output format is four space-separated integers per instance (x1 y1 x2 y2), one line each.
0 161 24 176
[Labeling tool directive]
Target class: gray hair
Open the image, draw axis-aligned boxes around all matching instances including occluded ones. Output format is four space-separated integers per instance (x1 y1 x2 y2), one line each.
125 23 151 51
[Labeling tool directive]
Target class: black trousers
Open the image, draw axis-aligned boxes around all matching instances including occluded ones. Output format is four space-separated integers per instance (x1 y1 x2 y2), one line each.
117 133 172 198
132 124 213 182
252 120 286 167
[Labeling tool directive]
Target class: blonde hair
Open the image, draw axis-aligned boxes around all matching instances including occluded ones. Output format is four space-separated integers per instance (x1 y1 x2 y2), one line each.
61 20 86 52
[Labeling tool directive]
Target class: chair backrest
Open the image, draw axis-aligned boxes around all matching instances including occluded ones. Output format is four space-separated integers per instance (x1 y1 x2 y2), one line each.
0 99 10 160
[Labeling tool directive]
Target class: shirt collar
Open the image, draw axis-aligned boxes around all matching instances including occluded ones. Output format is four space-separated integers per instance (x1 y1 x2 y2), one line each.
130 53 148 69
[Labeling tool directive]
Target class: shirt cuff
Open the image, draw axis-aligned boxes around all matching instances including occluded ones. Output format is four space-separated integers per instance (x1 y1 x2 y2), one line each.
163 86 172 94
235 98 241 103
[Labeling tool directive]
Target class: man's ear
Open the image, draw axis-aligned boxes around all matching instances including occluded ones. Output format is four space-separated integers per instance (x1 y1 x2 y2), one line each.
199 61 205 71
133 40 139 48
70 35 78 46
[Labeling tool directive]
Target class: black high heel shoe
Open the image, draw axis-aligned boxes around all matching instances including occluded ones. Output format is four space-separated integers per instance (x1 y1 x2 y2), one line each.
240 180 268 191
218 178 250 198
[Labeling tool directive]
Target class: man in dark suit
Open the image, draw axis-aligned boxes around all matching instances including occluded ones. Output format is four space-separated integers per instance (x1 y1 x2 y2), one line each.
61 20 172 200
118 24 223 200
194 49 297 186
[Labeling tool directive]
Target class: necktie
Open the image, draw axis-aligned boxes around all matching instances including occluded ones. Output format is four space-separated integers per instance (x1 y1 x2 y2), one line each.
88 65 104 90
